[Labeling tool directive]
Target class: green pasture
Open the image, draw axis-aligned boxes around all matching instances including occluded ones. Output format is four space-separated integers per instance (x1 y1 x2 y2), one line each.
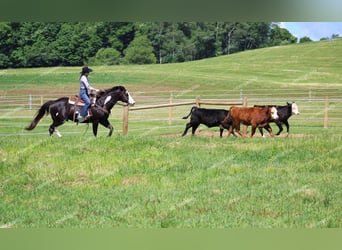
0 40 342 228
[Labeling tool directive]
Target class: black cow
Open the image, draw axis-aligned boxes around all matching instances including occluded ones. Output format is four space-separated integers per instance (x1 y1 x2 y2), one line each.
255 102 300 137
181 106 232 137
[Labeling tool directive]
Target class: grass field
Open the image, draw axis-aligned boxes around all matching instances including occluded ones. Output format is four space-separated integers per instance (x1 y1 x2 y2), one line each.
0 40 342 228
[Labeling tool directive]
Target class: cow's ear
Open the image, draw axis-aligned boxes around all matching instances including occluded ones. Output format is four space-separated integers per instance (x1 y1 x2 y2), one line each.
287 102 290 105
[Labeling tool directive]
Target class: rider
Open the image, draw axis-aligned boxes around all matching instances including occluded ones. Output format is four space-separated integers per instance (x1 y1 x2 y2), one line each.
78 66 98 122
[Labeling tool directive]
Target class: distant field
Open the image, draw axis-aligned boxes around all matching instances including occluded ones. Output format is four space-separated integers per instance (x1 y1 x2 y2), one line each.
0 40 341 228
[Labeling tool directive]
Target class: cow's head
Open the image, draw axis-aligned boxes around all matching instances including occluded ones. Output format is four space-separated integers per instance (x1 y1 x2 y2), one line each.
290 102 300 115
270 106 279 120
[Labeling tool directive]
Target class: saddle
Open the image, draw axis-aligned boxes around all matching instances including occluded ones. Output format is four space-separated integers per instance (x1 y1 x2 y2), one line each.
69 95 96 121
68 95 86 106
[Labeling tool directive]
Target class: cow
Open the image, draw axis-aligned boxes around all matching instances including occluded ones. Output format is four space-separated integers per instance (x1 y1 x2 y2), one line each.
254 102 300 137
181 106 233 137
221 106 279 137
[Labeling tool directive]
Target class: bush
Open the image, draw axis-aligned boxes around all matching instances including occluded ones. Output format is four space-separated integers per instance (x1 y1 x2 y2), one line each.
89 47 121 65
123 35 156 64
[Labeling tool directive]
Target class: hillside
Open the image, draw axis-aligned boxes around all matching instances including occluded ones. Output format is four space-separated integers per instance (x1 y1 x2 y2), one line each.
101 39 342 91
1 39 341 98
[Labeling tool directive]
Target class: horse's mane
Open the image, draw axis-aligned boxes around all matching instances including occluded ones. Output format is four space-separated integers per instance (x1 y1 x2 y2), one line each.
97 86 126 97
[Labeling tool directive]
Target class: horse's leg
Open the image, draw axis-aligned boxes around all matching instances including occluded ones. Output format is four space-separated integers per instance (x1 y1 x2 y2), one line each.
55 129 62 137
49 124 55 136
49 120 64 137
92 120 99 137
108 124 114 137
49 107 66 137
99 119 114 137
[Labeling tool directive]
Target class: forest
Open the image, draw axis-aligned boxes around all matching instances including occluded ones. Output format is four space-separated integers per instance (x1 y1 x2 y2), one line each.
0 22 303 68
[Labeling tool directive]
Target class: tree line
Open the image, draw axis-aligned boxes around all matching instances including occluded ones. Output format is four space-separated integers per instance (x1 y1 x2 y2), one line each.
0 22 302 69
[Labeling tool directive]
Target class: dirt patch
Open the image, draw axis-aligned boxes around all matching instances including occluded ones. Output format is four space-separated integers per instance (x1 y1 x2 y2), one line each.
163 130 310 139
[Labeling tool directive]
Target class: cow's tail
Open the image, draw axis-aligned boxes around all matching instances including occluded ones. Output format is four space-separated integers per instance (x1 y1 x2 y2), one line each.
25 101 53 130
182 106 197 119
221 108 233 129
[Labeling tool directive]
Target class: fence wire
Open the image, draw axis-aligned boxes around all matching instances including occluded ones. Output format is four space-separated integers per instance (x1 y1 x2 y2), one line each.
1 88 342 137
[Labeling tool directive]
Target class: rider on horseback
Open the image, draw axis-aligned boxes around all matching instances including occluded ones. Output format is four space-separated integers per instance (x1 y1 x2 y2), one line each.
78 66 99 122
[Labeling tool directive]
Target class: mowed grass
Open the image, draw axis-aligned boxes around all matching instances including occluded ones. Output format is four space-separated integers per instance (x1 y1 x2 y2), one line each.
1 132 341 228
0 40 342 228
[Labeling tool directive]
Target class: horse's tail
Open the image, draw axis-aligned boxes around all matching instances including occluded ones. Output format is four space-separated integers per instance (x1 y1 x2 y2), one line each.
182 106 197 119
25 100 53 130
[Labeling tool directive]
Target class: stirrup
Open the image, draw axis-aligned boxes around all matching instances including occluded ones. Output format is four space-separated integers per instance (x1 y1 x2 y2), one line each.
78 116 85 123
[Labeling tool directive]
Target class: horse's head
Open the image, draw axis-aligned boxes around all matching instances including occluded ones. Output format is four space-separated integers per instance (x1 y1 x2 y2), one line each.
124 89 135 106
105 86 135 106
97 86 135 109
118 86 135 106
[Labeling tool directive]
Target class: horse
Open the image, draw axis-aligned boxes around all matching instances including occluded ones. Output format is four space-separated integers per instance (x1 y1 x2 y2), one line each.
25 86 135 137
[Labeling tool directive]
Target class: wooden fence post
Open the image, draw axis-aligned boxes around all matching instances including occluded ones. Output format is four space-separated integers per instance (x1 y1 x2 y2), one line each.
123 105 129 136
196 96 201 107
324 96 329 129
29 95 32 111
168 92 173 125
243 96 248 107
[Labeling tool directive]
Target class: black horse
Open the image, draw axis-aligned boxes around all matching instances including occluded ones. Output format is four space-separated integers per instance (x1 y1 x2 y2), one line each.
25 86 135 137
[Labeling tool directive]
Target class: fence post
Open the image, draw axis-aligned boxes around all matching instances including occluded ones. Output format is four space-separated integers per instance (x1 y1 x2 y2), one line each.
324 96 329 129
309 89 312 102
123 105 129 136
242 96 248 135
196 96 201 107
168 92 173 125
29 95 32 111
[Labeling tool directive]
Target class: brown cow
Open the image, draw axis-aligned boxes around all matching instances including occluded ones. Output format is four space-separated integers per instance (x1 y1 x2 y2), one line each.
221 106 279 137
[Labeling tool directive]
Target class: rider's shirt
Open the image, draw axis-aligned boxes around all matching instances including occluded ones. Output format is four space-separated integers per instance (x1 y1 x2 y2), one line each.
80 75 96 91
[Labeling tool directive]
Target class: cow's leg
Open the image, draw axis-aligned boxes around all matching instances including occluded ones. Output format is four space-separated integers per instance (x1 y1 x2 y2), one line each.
275 121 283 136
264 124 274 137
250 126 257 137
226 123 238 137
233 123 244 137
191 123 199 136
227 125 233 137
283 120 289 136
182 123 192 136
219 127 224 137
258 127 264 137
